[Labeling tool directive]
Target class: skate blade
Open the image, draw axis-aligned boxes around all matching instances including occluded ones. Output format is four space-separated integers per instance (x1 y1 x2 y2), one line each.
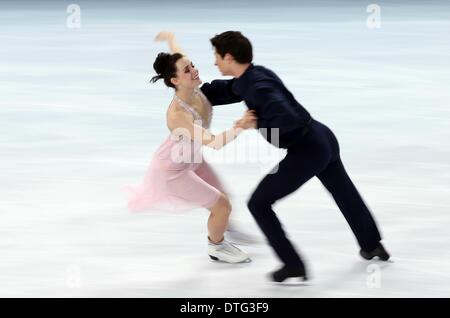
272 276 310 286
209 255 252 264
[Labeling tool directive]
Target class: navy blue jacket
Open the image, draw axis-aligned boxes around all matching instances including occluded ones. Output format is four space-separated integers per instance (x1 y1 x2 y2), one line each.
200 64 312 148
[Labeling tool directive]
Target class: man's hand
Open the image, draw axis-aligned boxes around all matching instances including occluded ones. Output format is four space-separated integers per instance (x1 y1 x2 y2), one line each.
234 110 257 129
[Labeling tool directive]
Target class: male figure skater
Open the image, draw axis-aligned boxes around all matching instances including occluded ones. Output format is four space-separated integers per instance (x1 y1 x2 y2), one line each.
201 31 390 282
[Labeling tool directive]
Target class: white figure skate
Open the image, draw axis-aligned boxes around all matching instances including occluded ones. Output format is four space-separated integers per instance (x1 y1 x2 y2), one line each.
208 239 251 263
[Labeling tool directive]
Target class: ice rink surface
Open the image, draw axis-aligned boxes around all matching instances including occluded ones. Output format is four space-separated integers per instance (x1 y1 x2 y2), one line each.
1 0 449 297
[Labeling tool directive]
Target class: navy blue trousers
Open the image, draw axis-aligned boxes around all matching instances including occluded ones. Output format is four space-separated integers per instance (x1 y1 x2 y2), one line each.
247 119 382 267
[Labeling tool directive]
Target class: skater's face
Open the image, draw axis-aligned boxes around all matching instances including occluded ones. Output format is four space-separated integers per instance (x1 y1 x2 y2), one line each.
170 57 201 90
214 49 233 76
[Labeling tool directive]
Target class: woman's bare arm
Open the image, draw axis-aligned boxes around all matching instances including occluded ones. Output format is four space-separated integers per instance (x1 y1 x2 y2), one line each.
167 108 247 150
154 31 185 55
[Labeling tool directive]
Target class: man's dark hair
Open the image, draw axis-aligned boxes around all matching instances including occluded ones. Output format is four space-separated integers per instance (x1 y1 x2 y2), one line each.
210 31 253 64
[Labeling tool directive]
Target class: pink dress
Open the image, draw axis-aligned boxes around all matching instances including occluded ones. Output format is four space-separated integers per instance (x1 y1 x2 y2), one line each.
127 89 226 212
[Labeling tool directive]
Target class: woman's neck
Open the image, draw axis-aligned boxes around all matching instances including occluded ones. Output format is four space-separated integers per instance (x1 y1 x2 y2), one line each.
175 87 196 105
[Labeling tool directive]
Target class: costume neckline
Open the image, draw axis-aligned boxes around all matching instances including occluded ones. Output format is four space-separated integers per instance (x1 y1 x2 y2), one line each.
173 89 212 127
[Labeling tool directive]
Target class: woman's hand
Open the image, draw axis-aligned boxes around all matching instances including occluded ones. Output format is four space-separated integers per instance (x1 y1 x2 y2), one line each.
234 110 257 130
154 31 174 43
154 31 184 55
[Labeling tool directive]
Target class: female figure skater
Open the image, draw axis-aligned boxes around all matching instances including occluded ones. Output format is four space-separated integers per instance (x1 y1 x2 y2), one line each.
127 32 257 263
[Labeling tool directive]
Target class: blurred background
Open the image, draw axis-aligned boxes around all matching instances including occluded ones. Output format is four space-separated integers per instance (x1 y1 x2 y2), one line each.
0 0 449 297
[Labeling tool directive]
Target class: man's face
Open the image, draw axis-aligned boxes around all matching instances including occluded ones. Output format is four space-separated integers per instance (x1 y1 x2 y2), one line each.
214 49 230 76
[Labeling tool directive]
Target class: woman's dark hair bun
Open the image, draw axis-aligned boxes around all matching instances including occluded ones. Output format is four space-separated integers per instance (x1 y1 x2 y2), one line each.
150 52 183 88
153 52 171 76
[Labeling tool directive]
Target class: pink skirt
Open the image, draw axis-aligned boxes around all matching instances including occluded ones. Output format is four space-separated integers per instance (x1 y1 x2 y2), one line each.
126 137 225 212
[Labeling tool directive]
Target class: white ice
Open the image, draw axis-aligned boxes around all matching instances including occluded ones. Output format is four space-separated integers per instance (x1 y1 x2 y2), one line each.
1 0 450 297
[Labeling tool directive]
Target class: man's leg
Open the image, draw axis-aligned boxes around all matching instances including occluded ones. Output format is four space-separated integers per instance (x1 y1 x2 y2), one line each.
247 150 327 266
317 158 382 252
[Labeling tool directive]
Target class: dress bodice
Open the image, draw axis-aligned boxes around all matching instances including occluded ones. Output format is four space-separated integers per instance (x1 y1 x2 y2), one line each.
172 89 213 129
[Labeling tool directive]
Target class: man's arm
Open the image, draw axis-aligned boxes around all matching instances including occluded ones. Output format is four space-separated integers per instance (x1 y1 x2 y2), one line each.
250 85 301 143
200 79 243 106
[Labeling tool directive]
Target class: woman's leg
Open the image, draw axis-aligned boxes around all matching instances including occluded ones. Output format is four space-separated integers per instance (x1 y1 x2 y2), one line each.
195 161 261 243
195 161 232 242
207 193 231 243
189 160 252 262
207 193 250 263
194 161 229 197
